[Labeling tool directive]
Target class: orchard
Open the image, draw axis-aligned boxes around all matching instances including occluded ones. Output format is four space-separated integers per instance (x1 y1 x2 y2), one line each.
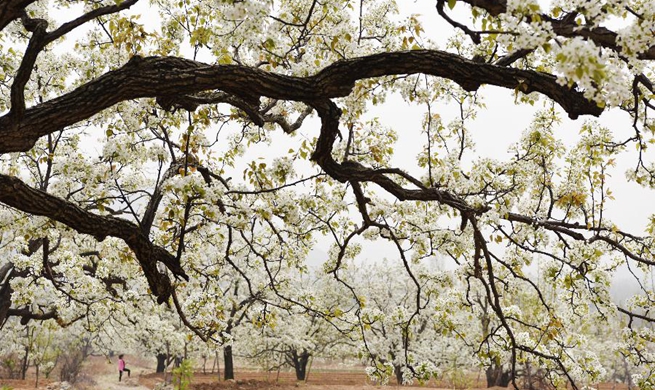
0 0 654 389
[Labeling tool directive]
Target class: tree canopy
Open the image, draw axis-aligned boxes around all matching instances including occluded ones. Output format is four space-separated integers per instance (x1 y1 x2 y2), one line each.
0 0 654 388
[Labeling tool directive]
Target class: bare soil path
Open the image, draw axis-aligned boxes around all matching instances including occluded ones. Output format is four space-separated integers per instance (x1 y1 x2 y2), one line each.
1 356 630 390
75 355 153 390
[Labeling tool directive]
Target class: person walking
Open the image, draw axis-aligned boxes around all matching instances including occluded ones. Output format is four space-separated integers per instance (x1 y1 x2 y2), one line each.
118 354 131 382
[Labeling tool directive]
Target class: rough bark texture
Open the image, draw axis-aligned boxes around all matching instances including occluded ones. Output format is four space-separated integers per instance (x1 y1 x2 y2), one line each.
156 354 167 373
394 364 403 385
289 349 310 381
0 263 14 327
0 174 188 303
0 50 602 153
0 0 37 31
459 0 507 16
223 345 234 381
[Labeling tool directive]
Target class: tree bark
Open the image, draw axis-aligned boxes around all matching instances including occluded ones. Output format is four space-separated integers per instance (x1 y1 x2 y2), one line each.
457 0 655 60
0 0 37 31
0 50 603 154
0 174 188 304
291 349 310 381
156 353 167 373
223 345 234 380
0 264 15 328
394 364 404 385
486 364 512 387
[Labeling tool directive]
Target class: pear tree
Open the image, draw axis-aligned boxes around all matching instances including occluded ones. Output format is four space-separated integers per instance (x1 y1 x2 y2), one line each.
0 0 654 388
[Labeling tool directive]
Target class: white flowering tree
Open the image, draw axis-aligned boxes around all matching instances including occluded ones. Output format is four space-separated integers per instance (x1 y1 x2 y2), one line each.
345 260 461 385
1 0 655 388
235 272 357 381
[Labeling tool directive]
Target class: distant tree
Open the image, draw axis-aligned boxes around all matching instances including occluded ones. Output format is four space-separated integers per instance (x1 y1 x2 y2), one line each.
238 274 354 381
216 278 262 380
0 1 654 388
345 260 467 385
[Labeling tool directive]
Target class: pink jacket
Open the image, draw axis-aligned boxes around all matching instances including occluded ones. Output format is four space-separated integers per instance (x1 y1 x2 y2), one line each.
118 359 125 371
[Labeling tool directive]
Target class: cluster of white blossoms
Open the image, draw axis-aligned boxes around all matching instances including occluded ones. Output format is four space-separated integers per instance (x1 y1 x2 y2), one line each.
550 37 627 106
632 373 655 390
617 5 655 60
497 17 555 52
505 0 541 15
364 363 394 385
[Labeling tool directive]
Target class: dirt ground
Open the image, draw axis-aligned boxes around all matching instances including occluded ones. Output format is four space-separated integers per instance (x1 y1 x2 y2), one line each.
140 370 482 390
1 356 630 390
0 355 152 390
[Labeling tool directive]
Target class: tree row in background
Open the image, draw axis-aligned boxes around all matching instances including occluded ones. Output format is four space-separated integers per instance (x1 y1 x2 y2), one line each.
1 259 648 388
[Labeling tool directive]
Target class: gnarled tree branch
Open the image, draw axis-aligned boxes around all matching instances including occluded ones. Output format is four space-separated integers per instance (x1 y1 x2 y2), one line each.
0 174 188 303
0 50 602 153
0 0 36 31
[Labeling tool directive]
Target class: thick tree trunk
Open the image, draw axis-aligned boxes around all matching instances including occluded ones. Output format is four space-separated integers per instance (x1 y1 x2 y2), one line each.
156 353 167 373
486 364 512 387
394 364 403 385
292 350 310 381
223 345 234 380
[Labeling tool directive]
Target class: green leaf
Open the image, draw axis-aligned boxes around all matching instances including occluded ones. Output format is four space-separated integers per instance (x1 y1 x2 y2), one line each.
542 43 551 53
447 0 456 10
552 6 562 18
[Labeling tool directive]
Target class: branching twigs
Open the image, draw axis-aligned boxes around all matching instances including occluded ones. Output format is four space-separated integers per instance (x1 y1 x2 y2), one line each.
618 306 655 328
141 161 184 235
470 219 520 388
507 212 655 267
195 95 314 135
307 75 651 388
454 0 655 60
227 174 325 196
9 0 140 119
436 0 481 44
171 288 212 343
